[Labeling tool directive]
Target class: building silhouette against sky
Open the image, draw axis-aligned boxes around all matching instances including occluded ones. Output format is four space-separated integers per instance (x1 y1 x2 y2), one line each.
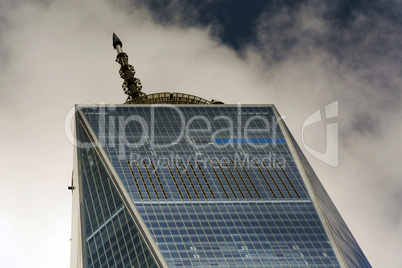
69 34 371 267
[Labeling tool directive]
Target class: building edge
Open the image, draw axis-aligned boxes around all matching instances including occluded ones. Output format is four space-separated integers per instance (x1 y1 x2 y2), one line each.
273 105 371 267
74 108 169 268
70 106 84 268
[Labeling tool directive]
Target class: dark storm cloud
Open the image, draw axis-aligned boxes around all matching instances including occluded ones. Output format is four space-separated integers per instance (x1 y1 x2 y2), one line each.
133 0 402 100
251 0 402 133
131 0 402 56
133 0 307 50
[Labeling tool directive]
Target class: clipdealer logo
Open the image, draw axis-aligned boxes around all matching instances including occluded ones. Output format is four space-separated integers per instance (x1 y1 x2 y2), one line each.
64 103 284 159
302 101 338 167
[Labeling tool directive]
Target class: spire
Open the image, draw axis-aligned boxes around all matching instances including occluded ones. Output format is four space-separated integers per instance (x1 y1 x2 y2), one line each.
113 33 144 102
112 32 122 49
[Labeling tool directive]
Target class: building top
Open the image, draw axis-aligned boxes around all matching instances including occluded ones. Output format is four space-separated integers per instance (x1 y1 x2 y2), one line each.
73 104 371 267
125 92 224 105
113 33 224 105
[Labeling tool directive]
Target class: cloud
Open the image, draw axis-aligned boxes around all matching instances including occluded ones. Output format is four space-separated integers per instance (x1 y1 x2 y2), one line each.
0 0 400 267
0 1 259 267
248 1 402 266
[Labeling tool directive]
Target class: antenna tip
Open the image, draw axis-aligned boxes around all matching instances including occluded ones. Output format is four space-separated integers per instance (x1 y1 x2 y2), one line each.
113 33 123 49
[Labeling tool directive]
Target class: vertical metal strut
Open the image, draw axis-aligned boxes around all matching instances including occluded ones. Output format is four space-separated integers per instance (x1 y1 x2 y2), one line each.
113 33 144 102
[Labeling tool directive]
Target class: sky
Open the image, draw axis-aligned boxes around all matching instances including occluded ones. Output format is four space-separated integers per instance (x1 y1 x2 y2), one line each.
0 0 401 267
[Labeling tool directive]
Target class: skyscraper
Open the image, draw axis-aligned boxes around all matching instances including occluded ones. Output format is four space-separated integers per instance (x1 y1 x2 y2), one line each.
69 34 371 268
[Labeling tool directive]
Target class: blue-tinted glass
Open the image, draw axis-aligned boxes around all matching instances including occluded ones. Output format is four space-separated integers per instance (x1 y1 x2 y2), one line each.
76 104 371 268
77 116 158 268
284 123 371 268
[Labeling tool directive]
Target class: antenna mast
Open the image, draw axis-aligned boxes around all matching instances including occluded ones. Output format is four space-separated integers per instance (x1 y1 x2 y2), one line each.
113 33 144 102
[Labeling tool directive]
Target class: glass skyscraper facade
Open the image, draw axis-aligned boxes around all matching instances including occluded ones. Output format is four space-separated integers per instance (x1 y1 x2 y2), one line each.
70 101 371 268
